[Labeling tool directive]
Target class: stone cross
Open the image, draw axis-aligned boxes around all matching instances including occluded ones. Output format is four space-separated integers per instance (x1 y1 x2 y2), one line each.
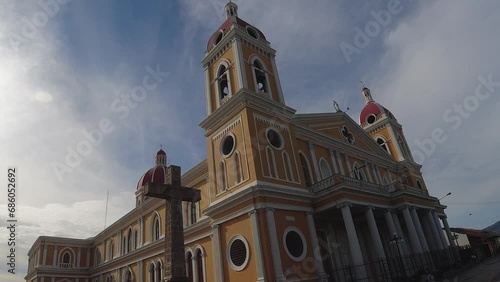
144 165 201 282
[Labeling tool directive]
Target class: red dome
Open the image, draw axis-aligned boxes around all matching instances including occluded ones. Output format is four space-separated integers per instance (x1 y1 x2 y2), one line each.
360 102 386 124
137 165 168 190
207 17 266 50
157 149 166 156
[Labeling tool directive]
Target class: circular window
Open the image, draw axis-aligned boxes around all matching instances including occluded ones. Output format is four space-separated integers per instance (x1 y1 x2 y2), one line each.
283 227 307 261
367 114 376 124
220 134 235 157
246 26 259 39
227 235 249 271
266 128 283 150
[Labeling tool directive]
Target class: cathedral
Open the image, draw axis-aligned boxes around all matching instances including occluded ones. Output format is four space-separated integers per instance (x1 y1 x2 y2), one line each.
25 2 458 282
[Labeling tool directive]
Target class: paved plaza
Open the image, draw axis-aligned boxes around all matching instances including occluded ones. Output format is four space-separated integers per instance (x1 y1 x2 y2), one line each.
442 256 500 282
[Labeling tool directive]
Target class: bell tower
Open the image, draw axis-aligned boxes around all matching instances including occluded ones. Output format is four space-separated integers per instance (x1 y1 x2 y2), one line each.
359 87 428 189
201 1 285 115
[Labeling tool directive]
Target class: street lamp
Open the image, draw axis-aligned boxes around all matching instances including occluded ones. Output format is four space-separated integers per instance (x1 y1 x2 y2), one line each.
439 192 452 200
390 233 405 279
452 233 459 246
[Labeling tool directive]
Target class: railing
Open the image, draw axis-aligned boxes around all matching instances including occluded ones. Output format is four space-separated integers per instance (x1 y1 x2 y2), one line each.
309 174 429 196
59 263 73 269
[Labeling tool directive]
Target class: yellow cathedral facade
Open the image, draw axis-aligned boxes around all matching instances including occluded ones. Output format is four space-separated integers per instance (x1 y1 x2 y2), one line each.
25 3 459 282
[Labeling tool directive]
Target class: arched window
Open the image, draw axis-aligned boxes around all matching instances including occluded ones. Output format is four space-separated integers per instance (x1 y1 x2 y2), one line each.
319 158 332 180
265 146 278 178
134 229 139 249
60 251 72 268
108 240 114 260
253 60 268 93
300 153 313 187
127 228 132 253
186 252 193 278
233 151 242 184
155 261 162 282
94 248 101 266
282 151 294 181
417 180 423 189
376 137 390 154
353 164 365 181
125 270 132 282
149 263 155 282
153 216 160 241
217 65 230 101
190 202 197 225
218 161 227 193
195 249 205 282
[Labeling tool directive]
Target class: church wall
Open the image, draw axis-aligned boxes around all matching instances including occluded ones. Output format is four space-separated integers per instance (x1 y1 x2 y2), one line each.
256 208 276 280
219 214 258 282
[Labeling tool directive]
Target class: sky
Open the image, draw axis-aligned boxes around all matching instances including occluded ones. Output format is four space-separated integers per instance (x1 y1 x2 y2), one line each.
1 0 500 280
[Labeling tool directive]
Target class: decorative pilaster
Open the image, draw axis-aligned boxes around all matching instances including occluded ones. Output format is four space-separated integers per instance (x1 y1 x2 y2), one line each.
212 224 224 282
308 142 321 182
249 210 265 281
265 208 285 281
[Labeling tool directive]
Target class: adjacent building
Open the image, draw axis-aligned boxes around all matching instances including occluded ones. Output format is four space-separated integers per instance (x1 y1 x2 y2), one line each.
25 3 458 282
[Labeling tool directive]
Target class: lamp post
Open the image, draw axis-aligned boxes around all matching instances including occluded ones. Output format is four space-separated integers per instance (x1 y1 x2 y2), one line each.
390 233 405 279
439 192 452 200
452 233 459 247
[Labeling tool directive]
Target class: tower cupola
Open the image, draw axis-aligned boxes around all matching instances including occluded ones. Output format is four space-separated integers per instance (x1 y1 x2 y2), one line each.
225 1 238 19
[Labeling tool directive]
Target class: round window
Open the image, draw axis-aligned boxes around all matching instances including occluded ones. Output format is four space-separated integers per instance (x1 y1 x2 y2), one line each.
228 235 249 271
367 114 376 124
220 134 235 157
266 128 283 149
246 26 259 39
283 227 307 261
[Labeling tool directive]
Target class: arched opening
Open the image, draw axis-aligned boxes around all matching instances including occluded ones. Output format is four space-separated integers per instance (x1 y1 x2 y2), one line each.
265 146 277 178
134 229 139 249
149 263 155 282
153 216 160 241
300 153 313 187
190 202 197 225
195 249 204 282
94 248 101 266
218 161 227 193
234 151 242 184
217 65 230 101
186 252 193 279
377 137 390 154
125 270 132 282
127 228 132 253
108 240 114 260
282 151 294 181
319 158 332 180
155 261 162 282
253 60 268 93
353 164 365 181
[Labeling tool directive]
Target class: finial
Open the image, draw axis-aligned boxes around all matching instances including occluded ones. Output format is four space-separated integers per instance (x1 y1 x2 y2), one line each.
160 144 163 150
333 100 341 113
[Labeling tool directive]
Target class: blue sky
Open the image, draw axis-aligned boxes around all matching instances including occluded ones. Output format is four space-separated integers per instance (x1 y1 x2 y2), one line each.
1 0 500 280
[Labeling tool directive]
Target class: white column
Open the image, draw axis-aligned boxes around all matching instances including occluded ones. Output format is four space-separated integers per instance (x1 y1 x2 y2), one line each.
308 142 321 182
432 213 449 248
410 208 429 252
365 207 386 260
426 211 444 250
232 37 246 89
117 231 122 256
53 245 58 266
329 149 339 174
344 154 352 177
421 216 438 251
441 216 456 247
364 161 374 183
138 261 143 282
212 224 224 282
401 206 423 254
335 151 345 175
193 255 199 282
306 212 327 280
266 208 285 281
204 67 212 115
270 54 285 104
339 203 366 279
249 210 265 282
42 243 47 265
77 247 81 267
